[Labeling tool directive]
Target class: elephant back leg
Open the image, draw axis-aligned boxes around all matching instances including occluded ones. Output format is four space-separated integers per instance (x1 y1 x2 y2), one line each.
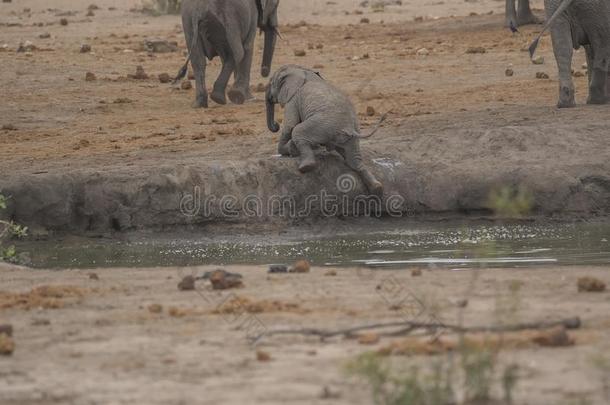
183 15 208 108
547 9 576 108
516 0 540 25
205 13 238 105
339 140 383 196
290 118 333 173
587 44 609 104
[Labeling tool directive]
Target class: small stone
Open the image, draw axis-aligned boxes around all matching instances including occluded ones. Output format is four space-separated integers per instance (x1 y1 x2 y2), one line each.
39 32 51 39
366 106 376 116
294 49 306 57
324 270 337 277
416 47 429 56
209 269 243 290
358 332 380 345
80 44 91 53
505 68 514 77
60 18 69 26
86 10 95 17
256 350 272 362
158 73 171 83
181 80 192 90
290 260 311 273
577 277 606 292
0 334 15 356
360 18 370 24
466 46 486 54
268 264 288 273
129 65 149 80
411 268 422 277
88 272 99 280
316 43 324 49
531 55 544 65
148 304 163 313
535 72 549 79
178 275 196 291
533 326 574 347
85 72 96 81
17 40 36 52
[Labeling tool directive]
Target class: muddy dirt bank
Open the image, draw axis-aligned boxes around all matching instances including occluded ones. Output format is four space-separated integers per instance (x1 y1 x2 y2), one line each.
1 262 609 404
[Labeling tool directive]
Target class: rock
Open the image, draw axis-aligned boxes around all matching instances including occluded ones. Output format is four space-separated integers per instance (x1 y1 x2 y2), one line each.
0 325 13 337
360 18 370 24
60 18 69 26
324 270 337 276
85 72 96 81
532 56 544 65
313 63 324 69
316 43 324 49
535 72 549 79
533 326 574 347
158 73 171 83
505 68 514 77
411 268 422 277
80 44 92 53
366 106 376 116
86 9 95 17
180 80 192 90
268 264 288 273
466 46 486 54
256 350 272 362
416 47 429 56
88 272 99 280
39 32 51 39
290 260 311 273
17 40 36 52
577 277 606 292
209 269 243 290
128 65 149 80
148 303 163 313
178 275 196 291
0 334 15 356
144 38 178 53
294 49 306 57
358 332 380 345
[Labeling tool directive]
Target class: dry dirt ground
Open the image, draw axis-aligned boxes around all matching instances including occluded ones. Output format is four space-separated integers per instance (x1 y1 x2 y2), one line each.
1 262 609 404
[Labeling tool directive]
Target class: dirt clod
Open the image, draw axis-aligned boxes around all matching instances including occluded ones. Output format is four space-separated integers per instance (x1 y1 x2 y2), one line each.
158 73 171 83
177 275 196 291
577 277 606 292
366 106 376 116
180 80 192 90
209 270 243 290
60 18 69 26
148 303 163 313
505 68 514 77
256 350 272 362
80 44 92 53
88 272 99 280
85 72 96 81
294 49 306 57
290 260 311 273
411 268 422 277
536 72 549 79
128 65 149 80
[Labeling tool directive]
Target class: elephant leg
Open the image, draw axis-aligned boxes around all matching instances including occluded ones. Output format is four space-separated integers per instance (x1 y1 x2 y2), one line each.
211 57 235 105
505 0 517 27
588 66 608 105
516 0 541 25
230 44 254 105
585 45 595 88
340 141 383 196
278 131 293 156
291 120 328 173
549 18 576 108
184 19 208 108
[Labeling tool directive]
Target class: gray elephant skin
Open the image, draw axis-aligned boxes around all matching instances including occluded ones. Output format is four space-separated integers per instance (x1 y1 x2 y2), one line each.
530 0 610 108
265 65 384 196
176 0 279 108
506 0 540 27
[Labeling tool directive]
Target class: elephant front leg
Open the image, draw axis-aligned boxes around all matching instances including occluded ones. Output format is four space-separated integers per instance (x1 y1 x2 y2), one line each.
516 0 541 25
185 25 208 108
549 18 576 108
505 0 517 27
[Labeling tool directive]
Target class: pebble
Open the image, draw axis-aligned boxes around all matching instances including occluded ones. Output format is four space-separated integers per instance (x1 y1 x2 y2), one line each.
180 80 192 90
209 269 243 290
416 47 429 56
129 65 149 80
290 260 311 273
411 268 422 277
572 71 584 78
88 272 99 280
256 350 272 362
60 18 69 26
360 18 370 24
535 72 549 79
577 276 606 292
158 73 171 83
148 304 163 313
505 68 514 77
324 270 338 277
85 72 96 81
294 49 306 57
0 325 12 337
177 275 196 291
80 44 92 53
532 56 544 65
39 32 51 39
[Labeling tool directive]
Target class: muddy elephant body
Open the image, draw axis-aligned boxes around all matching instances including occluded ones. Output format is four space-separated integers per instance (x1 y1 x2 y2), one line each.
537 0 610 107
179 0 278 108
266 65 383 196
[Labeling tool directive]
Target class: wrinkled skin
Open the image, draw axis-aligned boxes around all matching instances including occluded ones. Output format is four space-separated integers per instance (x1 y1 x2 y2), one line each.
505 0 541 27
181 0 279 108
266 65 383 196
544 0 610 108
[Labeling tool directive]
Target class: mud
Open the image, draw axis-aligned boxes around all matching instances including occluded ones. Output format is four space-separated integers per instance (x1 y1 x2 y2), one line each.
1 0 609 233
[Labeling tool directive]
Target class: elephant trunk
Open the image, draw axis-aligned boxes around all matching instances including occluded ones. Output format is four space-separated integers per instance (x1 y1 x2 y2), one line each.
261 28 276 78
266 88 280 133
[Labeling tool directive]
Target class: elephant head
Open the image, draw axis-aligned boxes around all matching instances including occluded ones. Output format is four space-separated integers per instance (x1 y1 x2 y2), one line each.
256 0 280 77
266 65 323 133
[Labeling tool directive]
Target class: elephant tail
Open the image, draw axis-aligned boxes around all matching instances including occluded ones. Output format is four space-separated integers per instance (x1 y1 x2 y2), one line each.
359 113 388 139
528 0 577 59
173 17 204 85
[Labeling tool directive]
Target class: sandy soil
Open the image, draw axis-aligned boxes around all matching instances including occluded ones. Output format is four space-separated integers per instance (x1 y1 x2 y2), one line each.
1 261 609 404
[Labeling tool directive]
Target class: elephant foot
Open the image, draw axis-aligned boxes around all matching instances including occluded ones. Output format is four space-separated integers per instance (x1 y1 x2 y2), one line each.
587 94 607 105
361 170 383 196
192 96 208 109
228 88 246 105
210 91 227 105
557 87 576 108
298 160 317 173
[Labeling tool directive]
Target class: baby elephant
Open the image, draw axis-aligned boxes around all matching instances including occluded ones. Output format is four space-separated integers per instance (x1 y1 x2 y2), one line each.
266 65 384 196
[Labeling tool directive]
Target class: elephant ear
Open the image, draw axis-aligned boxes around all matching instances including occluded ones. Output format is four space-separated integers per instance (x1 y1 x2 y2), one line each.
278 68 307 107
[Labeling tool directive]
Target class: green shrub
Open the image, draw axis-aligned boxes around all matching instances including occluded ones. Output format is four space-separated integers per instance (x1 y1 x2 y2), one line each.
0 193 27 263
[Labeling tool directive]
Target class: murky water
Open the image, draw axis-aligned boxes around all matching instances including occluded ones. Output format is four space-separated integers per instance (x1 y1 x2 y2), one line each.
16 220 610 269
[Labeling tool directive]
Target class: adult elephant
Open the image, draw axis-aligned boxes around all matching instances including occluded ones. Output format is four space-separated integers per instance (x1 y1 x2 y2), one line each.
175 0 280 108
506 0 541 27
529 0 610 107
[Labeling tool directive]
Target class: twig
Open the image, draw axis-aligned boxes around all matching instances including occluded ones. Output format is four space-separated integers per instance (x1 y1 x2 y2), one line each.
255 317 581 342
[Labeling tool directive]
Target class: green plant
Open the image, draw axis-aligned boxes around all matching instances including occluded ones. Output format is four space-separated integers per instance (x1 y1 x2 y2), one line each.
0 193 27 263
460 346 495 403
487 185 534 218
